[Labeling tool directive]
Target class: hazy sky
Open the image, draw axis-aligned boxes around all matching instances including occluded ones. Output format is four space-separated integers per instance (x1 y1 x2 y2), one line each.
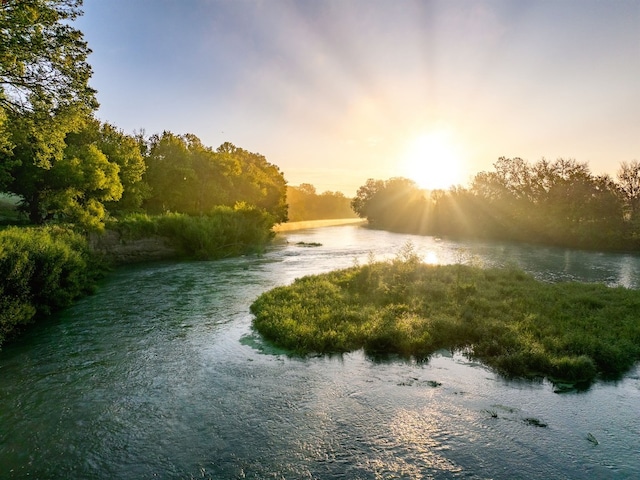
78 0 640 194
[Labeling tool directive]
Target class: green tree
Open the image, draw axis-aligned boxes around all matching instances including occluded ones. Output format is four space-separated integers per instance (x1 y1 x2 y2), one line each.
143 135 287 222
66 119 148 214
351 177 427 232
217 142 287 222
617 160 640 230
46 142 122 229
143 131 196 213
3 104 85 222
2 108 127 229
0 0 96 114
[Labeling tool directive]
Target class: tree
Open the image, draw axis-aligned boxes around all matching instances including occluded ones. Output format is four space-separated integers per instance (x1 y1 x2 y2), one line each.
45 142 122 229
351 178 384 221
287 184 355 221
143 135 288 222
143 131 196 213
217 142 288 223
66 119 148 214
617 160 640 226
0 0 96 114
2 107 126 228
351 177 428 232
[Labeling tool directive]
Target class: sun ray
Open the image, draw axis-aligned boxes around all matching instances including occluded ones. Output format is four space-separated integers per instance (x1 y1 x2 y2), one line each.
400 129 465 190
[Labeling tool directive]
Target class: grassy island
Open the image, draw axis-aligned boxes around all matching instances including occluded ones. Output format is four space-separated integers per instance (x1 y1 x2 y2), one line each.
251 251 640 385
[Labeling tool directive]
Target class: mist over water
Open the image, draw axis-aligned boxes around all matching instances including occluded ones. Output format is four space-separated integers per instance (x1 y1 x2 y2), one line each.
1 225 639 479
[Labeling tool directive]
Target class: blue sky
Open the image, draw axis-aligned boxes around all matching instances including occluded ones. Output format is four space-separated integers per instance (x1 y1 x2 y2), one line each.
77 0 640 194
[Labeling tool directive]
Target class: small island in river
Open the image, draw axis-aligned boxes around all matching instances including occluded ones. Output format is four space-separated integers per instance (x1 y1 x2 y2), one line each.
251 247 640 386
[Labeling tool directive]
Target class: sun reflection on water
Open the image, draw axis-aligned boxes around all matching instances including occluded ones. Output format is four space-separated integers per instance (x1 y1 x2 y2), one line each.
365 408 464 477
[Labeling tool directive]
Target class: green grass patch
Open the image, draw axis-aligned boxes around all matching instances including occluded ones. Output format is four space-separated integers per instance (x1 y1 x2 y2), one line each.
251 255 640 385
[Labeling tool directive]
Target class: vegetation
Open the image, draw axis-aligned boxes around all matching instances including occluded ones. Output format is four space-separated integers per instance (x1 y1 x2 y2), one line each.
352 158 640 251
108 204 276 260
1 4 288 231
143 134 287 223
0 225 101 348
0 3 288 346
287 183 356 221
251 249 640 385
0 0 97 115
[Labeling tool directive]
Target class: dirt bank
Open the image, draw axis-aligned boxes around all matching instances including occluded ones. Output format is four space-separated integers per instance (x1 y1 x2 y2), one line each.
88 230 178 265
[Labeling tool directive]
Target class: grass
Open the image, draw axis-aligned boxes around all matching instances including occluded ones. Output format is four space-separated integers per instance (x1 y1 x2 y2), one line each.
250 250 640 385
105 204 275 260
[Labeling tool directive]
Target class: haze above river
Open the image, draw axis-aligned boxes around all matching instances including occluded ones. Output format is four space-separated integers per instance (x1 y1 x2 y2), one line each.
1 225 639 479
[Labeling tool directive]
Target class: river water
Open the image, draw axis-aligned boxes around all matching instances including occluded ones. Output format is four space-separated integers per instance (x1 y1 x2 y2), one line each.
1 225 639 479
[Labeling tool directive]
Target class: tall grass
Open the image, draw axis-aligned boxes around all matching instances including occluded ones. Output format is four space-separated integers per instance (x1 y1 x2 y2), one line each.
106 204 275 259
0 226 101 348
251 254 640 384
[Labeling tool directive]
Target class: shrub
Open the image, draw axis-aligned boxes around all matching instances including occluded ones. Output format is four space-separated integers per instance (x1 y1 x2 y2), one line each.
108 204 275 260
0 226 100 348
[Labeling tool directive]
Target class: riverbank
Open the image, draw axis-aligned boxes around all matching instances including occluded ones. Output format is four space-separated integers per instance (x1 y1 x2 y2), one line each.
273 218 366 232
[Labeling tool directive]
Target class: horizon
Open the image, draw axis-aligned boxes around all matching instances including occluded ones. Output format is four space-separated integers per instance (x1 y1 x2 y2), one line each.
78 0 639 195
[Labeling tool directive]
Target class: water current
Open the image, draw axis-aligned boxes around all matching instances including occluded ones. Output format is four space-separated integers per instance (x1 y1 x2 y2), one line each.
1 225 639 479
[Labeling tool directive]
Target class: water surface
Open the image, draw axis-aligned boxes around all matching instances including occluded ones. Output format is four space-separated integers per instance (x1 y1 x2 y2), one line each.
1 226 639 478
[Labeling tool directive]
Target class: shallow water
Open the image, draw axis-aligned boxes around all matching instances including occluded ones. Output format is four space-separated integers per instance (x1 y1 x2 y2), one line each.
1 226 639 479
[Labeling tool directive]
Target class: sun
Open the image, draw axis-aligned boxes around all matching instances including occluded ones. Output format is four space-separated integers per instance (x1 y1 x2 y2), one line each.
400 129 464 190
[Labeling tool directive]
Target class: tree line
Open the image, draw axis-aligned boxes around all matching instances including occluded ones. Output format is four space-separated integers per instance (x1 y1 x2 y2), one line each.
0 1 288 231
287 183 356 222
352 157 640 251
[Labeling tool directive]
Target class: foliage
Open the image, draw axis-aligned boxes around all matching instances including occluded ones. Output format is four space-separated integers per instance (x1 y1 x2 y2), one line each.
352 157 637 250
66 118 148 214
0 225 101 348
143 133 287 222
351 177 429 233
2 108 125 229
287 183 356 221
251 255 640 384
107 204 276 260
0 0 96 114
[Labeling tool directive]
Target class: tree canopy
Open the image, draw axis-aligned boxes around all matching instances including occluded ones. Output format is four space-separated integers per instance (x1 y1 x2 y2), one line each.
352 157 640 251
0 0 96 114
143 133 288 223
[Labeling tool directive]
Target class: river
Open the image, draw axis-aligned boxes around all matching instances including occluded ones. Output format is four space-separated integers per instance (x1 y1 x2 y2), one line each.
1 225 639 479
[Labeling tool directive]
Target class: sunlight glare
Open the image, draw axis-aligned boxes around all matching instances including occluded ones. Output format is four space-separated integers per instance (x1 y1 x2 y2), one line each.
401 129 464 190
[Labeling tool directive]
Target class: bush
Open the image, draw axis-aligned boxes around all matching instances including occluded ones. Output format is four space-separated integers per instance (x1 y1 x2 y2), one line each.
108 204 275 260
0 226 101 348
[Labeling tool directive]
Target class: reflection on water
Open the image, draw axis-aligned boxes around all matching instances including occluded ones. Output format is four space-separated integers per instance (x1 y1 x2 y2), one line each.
0 225 639 479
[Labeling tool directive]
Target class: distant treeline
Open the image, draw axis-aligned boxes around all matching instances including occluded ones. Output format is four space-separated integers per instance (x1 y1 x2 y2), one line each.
287 184 356 222
352 157 640 251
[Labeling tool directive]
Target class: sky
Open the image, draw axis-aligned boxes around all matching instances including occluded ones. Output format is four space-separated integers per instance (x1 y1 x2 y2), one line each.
77 0 640 195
